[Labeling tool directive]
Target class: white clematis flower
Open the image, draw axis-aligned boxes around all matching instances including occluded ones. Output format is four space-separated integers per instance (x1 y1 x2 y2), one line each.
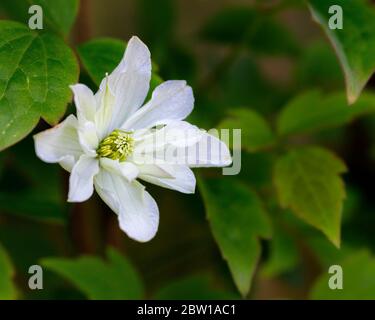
34 36 232 242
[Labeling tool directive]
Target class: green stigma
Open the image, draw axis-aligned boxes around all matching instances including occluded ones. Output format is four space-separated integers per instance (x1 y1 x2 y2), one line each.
97 129 134 162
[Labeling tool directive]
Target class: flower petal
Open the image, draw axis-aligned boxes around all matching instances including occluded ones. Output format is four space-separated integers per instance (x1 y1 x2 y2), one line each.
34 115 83 171
70 84 97 122
94 171 159 242
100 158 139 182
68 155 99 202
94 77 116 139
78 121 99 156
96 36 151 135
123 80 194 130
187 132 232 167
136 130 232 168
69 84 99 154
137 164 174 178
139 164 196 194
132 121 203 163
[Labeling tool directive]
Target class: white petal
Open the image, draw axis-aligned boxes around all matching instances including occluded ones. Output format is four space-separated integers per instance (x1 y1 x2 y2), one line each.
132 121 203 162
94 77 116 139
34 115 83 171
99 158 139 182
137 164 174 178
70 84 99 154
96 36 151 135
112 36 151 78
137 130 232 168
78 121 99 156
139 164 196 194
131 122 231 168
187 133 232 167
123 80 194 130
70 84 97 122
94 171 159 242
59 156 76 172
68 155 99 202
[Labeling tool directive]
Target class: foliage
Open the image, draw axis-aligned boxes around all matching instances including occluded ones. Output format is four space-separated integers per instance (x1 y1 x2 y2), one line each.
0 21 78 151
0 0 374 301
308 0 375 104
311 251 375 299
0 0 79 36
274 146 346 247
198 176 271 297
41 248 143 299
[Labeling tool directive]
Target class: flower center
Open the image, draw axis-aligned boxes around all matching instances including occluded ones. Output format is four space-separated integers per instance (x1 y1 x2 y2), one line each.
97 129 134 162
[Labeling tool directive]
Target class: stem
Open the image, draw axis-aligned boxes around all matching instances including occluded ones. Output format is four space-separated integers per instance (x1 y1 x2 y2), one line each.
73 0 92 44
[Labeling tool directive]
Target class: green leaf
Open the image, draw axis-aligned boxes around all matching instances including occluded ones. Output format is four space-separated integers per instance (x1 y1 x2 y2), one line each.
154 275 238 300
0 0 79 36
311 250 375 299
308 0 375 104
0 21 79 151
77 38 162 95
198 176 272 297
0 243 17 300
218 108 275 152
200 7 299 56
277 90 375 136
41 248 144 300
274 146 347 247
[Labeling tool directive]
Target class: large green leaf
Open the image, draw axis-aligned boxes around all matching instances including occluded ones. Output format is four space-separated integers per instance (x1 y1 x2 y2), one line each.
308 0 375 104
198 176 271 297
0 0 79 36
274 146 347 247
311 251 375 300
218 109 275 152
77 38 162 96
200 7 299 56
277 90 375 136
41 248 144 300
0 243 17 300
154 275 238 300
0 21 79 151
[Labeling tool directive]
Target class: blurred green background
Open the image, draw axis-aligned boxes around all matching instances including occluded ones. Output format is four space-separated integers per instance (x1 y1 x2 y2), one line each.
0 0 375 300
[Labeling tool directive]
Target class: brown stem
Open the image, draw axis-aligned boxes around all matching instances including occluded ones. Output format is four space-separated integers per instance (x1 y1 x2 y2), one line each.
72 0 92 45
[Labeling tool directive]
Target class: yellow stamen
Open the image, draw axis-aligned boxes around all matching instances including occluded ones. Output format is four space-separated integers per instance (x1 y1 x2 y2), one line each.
97 129 134 162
